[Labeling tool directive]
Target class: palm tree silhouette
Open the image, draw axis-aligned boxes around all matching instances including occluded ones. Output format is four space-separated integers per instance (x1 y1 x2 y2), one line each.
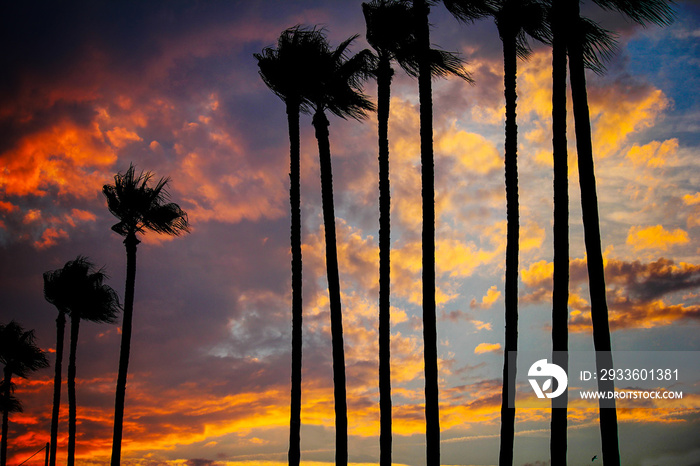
254 26 327 466
444 1 548 464
564 1 673 464
363 2 470 463
103 164 189 466
43 264 75 466
549 7 617 463
306 30 375 466
45 257 120 466
0 321 49 466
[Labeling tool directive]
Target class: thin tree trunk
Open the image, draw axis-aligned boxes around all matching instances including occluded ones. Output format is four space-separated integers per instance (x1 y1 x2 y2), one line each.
567 2 620 465
550 0 569 462
287 100 303 466
67 316 80 466
313 109 348 466
498 32 519 466
0 369 11 466
377 55 393 466
414 1 439 464
49 312 66 466
111 232 139 466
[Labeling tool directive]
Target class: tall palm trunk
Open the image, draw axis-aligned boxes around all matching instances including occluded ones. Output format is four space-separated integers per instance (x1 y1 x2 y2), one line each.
312 109 348 466
49 311 66 466
567 2 620 465
1 367 11 466
376 54 393 466
414 1 439 464
287 100 303 466
498 30 519 466
111 232 139 466
550 0 569 462
67 316 81 466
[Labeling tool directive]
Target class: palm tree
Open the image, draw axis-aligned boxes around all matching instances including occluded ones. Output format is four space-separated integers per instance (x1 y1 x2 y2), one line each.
363 2 471 464
305 30 375 466
549 0 570 462
548 7 617 463
47 257 120 466
103 164 189 466
564 1 673 464
254 26 327 466
444 1 548 464
43 264 75 466
0 321 49 466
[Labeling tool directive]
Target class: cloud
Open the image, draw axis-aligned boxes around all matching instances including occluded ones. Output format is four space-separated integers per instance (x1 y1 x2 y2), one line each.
589 83 670 159
474 342 501 354
522 255 700 332
626 225 689 251
470 285 501 310
626 139 679 168
436 128 501 175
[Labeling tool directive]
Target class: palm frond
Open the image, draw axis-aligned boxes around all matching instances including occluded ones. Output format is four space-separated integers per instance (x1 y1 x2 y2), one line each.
593 0 675 27
443 0 497 23
103 163 190 239
255 25 330 114
578 17 618 75
0 384 23 414
364 0 472 82
309 34 377 120
0 321 49 379
44 257 121 324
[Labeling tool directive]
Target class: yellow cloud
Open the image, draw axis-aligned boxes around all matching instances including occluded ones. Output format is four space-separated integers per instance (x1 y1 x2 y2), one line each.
470 285 501 310
590 87 670 158
436 129 501 175
474 342 501 354
626 225 689 251
521 260 553 288
626 139 678 167
683 192 700 205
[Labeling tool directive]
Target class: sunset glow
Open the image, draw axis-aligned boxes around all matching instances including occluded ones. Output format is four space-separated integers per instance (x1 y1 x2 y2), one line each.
1 1 699 466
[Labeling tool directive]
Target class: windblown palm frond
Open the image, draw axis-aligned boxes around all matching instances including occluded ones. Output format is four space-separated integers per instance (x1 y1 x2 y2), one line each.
309 34 376 121
578 17 618 75
44 257 121 324
255 25 329 114
494 0 551 59
103 164 189 239
365 0 473 81
593 0 675 27
0 321 49 378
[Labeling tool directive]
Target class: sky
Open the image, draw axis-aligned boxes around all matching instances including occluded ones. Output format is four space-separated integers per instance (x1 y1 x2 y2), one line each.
1 1 699 465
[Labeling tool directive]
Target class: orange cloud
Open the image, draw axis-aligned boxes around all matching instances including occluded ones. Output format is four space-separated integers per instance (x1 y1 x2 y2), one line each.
626 225 689 251
0 120 117 198
34 227 69 249
105 126 143 148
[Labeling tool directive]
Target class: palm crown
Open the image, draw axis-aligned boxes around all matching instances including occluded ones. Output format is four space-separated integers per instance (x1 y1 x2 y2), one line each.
364 0 472 81
103 164 189 239
308 33 376 121
44 257 121 324
0 321 49 379
255 25 329 114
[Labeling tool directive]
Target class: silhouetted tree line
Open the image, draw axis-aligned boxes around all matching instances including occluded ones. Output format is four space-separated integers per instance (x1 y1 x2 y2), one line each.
1 0 675 465
256 1 674 466
1 165 189 466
